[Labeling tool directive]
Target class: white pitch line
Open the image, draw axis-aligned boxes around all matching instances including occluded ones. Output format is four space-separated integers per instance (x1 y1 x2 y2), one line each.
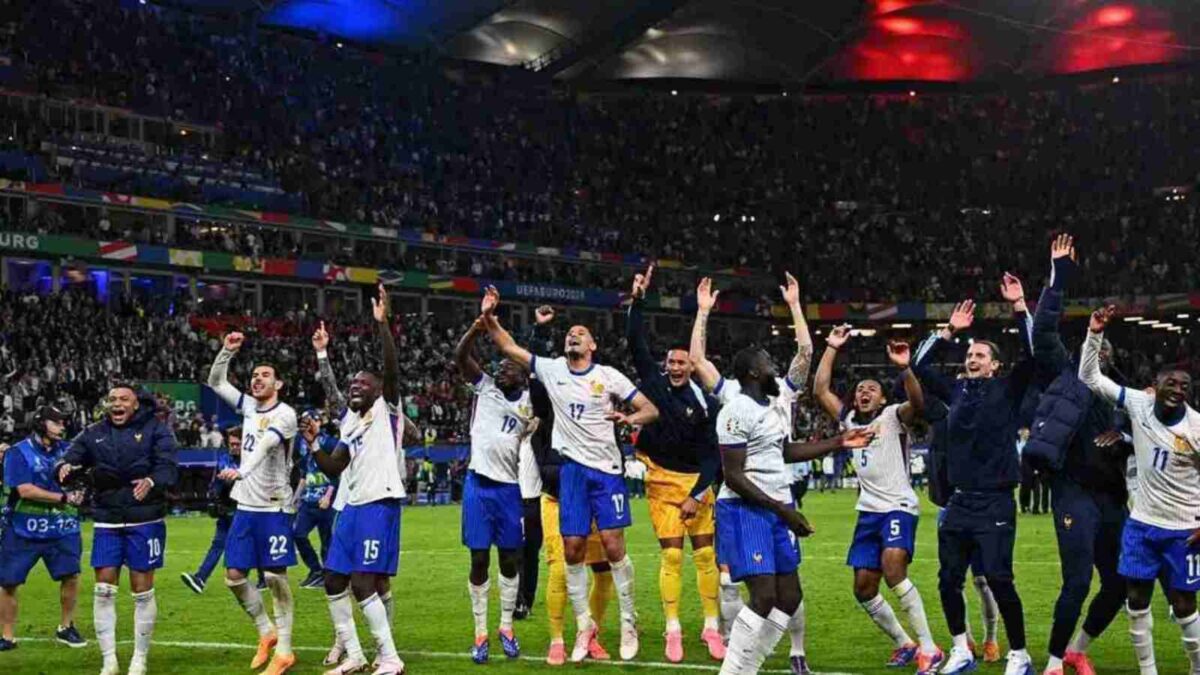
20 637 864 674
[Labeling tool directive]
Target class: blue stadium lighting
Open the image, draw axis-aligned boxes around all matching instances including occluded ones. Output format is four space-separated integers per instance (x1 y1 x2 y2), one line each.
263 1 409 45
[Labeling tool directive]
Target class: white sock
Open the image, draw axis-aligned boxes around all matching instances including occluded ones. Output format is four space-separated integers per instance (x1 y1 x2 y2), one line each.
469 579 491 638
1175 611 1200 673
720 607 764 675
499 573 519 632
788 600 807 657
381 591 394 627
861 594 912 647
327 591 366 663
1047 655 1064 670
360 593 399 663
892 578 936 654
975 576 999 642
720 572 745 639
226 577 273 638
610 555 637 625
94 583 118 662
748 608 791 672
1069 629 1092 653
131 589 157 664
565 563 593 631
705 615 720 631
1128 604 1157 675
953 633 970 653
1012 648 1030 662
264 572 294 656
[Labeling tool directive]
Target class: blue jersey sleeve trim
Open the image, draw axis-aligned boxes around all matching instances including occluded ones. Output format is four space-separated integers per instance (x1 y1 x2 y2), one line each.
236 393 245 411
471 372 485 386
719 443 747 452
267 428 288 445
713 377 726 396
1117 387 1126 410
623 389 639 404
785 376 800 392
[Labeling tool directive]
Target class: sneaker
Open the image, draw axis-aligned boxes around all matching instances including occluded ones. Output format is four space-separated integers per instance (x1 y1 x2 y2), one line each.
180 572 205 594
324 642 345 667
983 640 1001 663
790 654 814 675
619 620 640 661
917 647 945 675
56 623 88 648
128 660 147 675
252 632 279 670
1043 667 1064 675
370 658 405 675
587 632 610 661
0 638 15 651
545 641 566 666
887 642 919 667
1004 651 1035 675
513 603 530 621
498 628 520 659
1064 651 1095 675
570 625 597 663
300 570 325 590
324 658 369 675
967 639 977 658
701 627 726 660
263 652 297 675
470 636 489 665
664 629 683 663
940 646 978 674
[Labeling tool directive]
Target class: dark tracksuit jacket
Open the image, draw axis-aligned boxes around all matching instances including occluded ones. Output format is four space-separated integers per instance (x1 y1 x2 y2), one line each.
913 311 1042 583
626 297 720 501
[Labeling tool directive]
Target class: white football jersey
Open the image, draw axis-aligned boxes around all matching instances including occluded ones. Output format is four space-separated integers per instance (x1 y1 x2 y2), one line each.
716 392 792 503
519 435 542 499
713 376 799 437
531 356 638 475
468 374 534 484
841 404 919 515
1119 388 1200 530
232 397 298 512
338 395 406 506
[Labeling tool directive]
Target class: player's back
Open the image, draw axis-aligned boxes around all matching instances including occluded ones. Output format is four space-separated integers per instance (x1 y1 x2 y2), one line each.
232 400 298 511
467 374 532 484
1123 391 1200 530
340 396 405 506
842 404 919 515
716 392 791 503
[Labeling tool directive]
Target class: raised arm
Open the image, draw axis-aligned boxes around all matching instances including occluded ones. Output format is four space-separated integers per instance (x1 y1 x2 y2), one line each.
1001 272 1034 358
372 284 399 404
785 428 874 463
688 277 722 391
480 287 533 370
1079 306 1123 403
913 300 975 402
781 272 814 390
1031 234 1077 372
454 319 485 385
813 325 850 419
312 322 347 418
207 332 247 408
889 341 925 425
626 266 660 381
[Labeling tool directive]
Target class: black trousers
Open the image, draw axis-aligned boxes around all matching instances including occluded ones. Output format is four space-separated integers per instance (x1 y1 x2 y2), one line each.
517 497 543 608
1046 477 1127 657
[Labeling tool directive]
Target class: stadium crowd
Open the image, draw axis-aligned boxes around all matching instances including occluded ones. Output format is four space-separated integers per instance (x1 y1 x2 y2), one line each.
0 1 1196 303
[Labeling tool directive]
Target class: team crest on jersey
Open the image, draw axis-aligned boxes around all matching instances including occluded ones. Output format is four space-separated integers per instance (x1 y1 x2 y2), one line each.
258 417 270 431
1173 435 1193 453
752 552 763 563
134 432 143 443
362 410 375 426
518 404 532 419
1062 514 1073 530
589 380 606 398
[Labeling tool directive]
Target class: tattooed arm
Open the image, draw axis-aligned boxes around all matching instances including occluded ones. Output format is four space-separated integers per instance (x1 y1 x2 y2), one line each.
781 272 813 390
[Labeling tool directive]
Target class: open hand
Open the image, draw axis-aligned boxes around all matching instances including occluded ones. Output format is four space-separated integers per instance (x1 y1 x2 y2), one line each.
696 278 719 312
1051 233 1076 261
371 283 390 324
480 286 500 316
948 300 975 334
1000 273 1025 306
1094 430 1124 447
841 428 876 449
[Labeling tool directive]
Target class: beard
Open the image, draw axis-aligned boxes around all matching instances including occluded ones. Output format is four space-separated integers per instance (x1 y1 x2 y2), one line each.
762 376 780 398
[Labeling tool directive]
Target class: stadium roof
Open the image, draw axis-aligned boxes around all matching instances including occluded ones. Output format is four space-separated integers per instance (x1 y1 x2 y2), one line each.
181 0 1200 87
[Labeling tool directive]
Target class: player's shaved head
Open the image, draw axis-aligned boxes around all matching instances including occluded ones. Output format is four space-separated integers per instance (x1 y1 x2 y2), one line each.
495 358 525 393
733 347 779 397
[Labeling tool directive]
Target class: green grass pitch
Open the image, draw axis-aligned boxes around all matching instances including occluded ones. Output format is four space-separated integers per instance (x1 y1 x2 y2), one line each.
1 490 1187 673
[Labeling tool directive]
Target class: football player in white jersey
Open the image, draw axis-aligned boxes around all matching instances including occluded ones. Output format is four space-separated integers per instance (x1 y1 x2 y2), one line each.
309 285 407 675
813 325 942 672
480 285 659 663
455 315 534 663
1080 305 1200 675
714 346 874 675
208 333 300 675
689 274 818 675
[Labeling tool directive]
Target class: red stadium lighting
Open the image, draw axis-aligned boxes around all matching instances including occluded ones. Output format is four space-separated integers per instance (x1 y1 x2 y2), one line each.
1095 5 1135 27
881 18 921 35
